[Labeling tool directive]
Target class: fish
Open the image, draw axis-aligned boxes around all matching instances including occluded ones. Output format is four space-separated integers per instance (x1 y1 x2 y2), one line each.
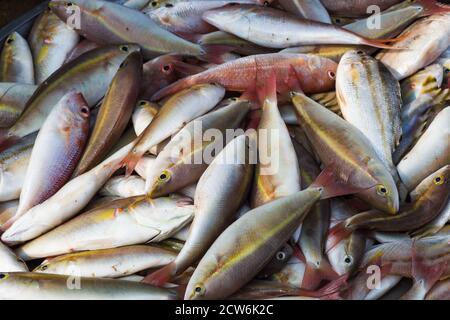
145 98 250 197
0 83 36 128
65 39 100 63
132 101 159 136
109 0 152 10
100 175 146 198
278 0 331 23
28 8 80 84
401 64 445 105
144 133 254 285
0 242 28 272
73 51 142 176
377 13 450 80
397 107 450 191
321 0 402 17
251 74 300 207
0 201 18 230
34 245 176 278
185 188 322 299
0 272 175 300
345 165 450 232
49 0 205 59
0 44 139 150
426 278 450 300
122 83 225 175
151 53 337 101
292 92 399 214
336 50 403 184
257 243 295 279
0 134 36 202
1 140 137 245
413 199 450 238
202 4 401 49
15 195 194 260
7 92 90 229
0 32 34 84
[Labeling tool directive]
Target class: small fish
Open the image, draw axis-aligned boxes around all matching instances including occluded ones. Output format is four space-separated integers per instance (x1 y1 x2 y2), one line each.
0 242 28 272
0 32 34 84
65 39 100 63
278 0 331 23
0 83 36 128
100 175 146 198
132 101 159 136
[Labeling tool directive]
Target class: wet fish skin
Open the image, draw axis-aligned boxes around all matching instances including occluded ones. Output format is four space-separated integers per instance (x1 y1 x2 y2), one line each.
0 44 140 148
0 201 18 229
132 101 159 136
145 98 250 197
278 0 331 23
0 83 36 129
321 0 402 17
73 51 143 176
49 0 204 59
65 39 100 63
413 199 450 238
0 134 36 203
0 242 28 272
1 140 137 245
15 195 194 260
185 188 322 300
337 50 402 179
151 53 337 101
0 272 175 300
13 92 90 224
28 8 79 84
100 175 146 198
397 107 450 191
34 245 176 278
426 278 450 300
377 13 450 80
0 32 34 84
292 93 399 215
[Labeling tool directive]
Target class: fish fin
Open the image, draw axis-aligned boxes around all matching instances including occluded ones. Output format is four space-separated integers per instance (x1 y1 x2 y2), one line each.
301 258 339 290
311 163 374 199
285 65 304 94
0 129 18 152
256 70 277 106
142 262 177 287
417 0 450 16
314 274 349 300
172 60 205 76
151 79 189 101
120 151 143 177
360 36 408 50
174 32 202 43
325 222 353 253
245 110 262 130
200 45 235 65
292 244 306 263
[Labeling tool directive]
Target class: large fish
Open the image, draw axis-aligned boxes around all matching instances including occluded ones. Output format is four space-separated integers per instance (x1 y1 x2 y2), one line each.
73 52 142 176
278 0 331 23
15 195 194 260
145 133 254 285
0 83 36 129
0 272 175 300
202 4 401 49
0 32 34 84
151 53 337 101
0 45 139 150
49 0 204 58
9 92 89 228
28 8 79 84
292 93 399 214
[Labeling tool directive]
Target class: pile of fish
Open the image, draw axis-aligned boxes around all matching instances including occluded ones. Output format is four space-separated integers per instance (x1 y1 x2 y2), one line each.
0 0 449 300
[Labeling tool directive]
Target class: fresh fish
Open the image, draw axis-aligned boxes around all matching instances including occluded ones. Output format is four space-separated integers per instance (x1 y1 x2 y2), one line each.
145 98 250 197
144 133 253 285
202 5 400 49
258 243 295 279
49 0 205 59
132 101 159 136
270 254 306 289
73 52 142 176
10 92 90 227
100 175 146 198
15 195 194 260
377 13 450 80
109 0 152 10
0 83 36 128
0 134 36 202
0 201 18 229
321 0 401 17
345 165 450 232
0 272 175 300
337 50 402 181
401 64 444 105
278 0 331 23
0 242 28 272
185 188 322 300
0 32 34 84
122 84 225 174
292 93 399 214
65 39 100 63
34 245 176 278
151 53 337 101
1 140 137 245
413 199 450 238
28 8 79 84
426 278 450 300
397 107 450 191
0 45 139 149
251 75 300 207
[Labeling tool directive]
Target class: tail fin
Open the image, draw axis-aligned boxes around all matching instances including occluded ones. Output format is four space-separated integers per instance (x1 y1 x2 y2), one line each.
151 79 192 101
142 262 177 287
301 258 339 291
417 0 450 16
256 70 277 107
325 222 353 253
0 129 18 152
200 45 235 65
121 150 143 177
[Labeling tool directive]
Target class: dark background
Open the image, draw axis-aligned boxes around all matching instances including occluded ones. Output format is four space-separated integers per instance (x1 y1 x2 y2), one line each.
0 0 45 29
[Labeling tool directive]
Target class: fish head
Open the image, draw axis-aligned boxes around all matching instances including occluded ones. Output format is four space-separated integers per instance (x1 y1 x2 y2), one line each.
48 0 93 21
33 257 64 275
184 258 222 300
0 273 35 299
147 162 194 198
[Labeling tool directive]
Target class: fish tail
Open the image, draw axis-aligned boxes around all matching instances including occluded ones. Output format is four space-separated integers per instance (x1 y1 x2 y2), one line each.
121 151 143 177
301 259 338 291
200 44 234 64
151 79 190 101
325 222 353 253
256 68 277 106
0 129 18 152
417 0 450 16
142 262 177 287
360 37 408 50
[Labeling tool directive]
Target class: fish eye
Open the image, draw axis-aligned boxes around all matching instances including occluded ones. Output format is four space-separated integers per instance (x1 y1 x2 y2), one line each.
335 18 341 23
276 251 286 261
231 97 238 102
158 170 171 182
120 45 129 52
376 185 388 196
328 71 336 79
194 284 205 296
6 37 14 44
80 106 89 117
263 1 270 6
434 176 444 185
344 255 353 265
138 100 148 106
0 273 7 280
40 265 48 271
445 68 450 74
356 50 364 55
67 2 74 7
151 1 158 7
162 64 172 73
